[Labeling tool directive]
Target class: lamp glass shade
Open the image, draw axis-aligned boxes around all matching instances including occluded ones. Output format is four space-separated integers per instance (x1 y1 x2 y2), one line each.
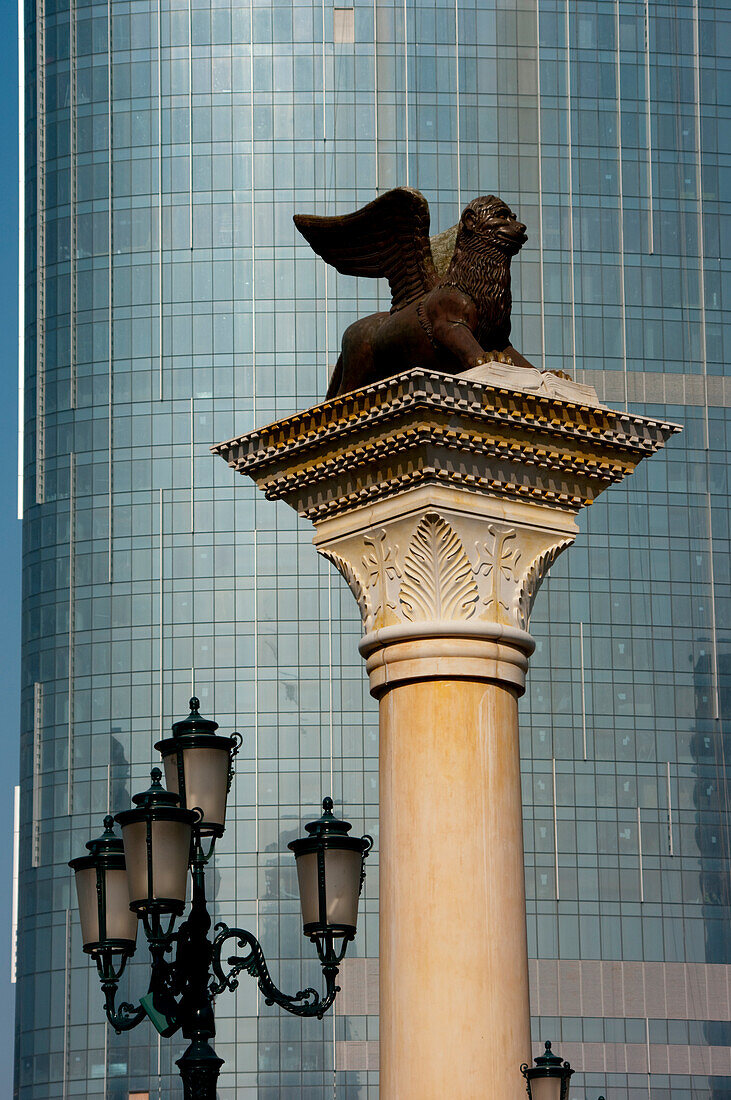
295 852 319 928
325 847 362 929
162 745 229 834
121 818 191 911
73 865 137 951
69 816 137 955
74 866 99 946
295 849 361 933
155 698 239 838
289 799 372 939
529 1079 562 1100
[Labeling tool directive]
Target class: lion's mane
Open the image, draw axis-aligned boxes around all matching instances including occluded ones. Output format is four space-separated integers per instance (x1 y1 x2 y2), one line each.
442 195 514 350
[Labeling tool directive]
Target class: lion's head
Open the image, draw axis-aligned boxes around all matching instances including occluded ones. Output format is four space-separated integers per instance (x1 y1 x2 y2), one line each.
458 195 527 257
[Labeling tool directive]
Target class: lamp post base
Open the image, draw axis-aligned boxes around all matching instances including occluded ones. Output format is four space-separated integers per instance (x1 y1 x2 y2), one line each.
176 1040 224 1100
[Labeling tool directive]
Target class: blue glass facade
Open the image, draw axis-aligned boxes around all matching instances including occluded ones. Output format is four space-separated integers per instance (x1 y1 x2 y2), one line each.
16 0 729 1098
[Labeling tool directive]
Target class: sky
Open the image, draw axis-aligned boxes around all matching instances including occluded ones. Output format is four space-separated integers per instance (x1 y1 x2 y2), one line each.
0 1 21 1089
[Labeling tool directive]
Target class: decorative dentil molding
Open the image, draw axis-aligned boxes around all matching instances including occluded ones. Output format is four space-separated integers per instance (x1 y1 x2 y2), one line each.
318 507 574 638
213 369 681 523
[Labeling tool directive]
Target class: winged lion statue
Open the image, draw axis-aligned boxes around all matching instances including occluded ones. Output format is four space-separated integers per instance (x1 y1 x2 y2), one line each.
294 187 534 399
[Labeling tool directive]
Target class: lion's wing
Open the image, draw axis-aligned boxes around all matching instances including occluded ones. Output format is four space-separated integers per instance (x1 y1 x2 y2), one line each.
293 188 438 312
429 224 458 278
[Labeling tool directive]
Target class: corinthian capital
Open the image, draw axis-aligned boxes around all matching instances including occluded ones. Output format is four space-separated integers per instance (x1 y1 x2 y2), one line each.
319 498 575 640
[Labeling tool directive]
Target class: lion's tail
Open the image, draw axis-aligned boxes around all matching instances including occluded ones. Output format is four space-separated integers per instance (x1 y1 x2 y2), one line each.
325 355 344 400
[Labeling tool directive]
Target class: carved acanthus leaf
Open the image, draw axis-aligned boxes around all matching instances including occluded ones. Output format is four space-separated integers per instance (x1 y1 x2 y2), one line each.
323 551 372 629
514 539 574 629
400 512 479 622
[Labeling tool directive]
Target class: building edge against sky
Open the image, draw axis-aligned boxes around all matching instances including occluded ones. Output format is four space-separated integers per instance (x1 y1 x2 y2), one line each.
14 1 730 1099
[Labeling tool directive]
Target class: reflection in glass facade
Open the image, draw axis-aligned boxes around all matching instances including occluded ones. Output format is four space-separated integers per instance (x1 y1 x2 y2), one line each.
15 0 728 1097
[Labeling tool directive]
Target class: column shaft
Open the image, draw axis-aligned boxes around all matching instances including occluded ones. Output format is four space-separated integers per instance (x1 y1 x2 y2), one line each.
379 674 531 1100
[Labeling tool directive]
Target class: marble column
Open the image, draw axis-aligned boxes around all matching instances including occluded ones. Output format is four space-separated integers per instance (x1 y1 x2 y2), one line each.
310 483 574 1096
214 365 679 1099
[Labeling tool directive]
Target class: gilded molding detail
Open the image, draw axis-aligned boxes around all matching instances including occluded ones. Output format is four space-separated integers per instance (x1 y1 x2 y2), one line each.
213 369 680 525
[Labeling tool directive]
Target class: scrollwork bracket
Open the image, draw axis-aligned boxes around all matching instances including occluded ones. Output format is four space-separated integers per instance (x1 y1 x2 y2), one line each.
210 923 341 1019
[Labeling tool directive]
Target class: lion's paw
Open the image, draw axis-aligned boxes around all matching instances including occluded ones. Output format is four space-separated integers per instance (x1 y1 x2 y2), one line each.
482 349 515 366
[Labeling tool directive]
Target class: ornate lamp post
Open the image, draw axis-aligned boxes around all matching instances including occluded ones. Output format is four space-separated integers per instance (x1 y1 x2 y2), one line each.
69 698 372 1099
521 1041 575 1100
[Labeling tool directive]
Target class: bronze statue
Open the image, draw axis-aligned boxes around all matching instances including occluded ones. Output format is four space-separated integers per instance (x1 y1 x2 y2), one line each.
294 187 534 399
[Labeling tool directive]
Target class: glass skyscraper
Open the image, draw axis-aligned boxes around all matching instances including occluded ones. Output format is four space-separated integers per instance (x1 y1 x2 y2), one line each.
16 0 728 1097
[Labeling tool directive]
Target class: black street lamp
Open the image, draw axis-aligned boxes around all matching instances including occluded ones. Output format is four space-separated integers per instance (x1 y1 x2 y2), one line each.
116 769 197 918
521 1040 575 1100
69 698 373 1100
155 696 242 837
289 797 373 979
68 815 140 1025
